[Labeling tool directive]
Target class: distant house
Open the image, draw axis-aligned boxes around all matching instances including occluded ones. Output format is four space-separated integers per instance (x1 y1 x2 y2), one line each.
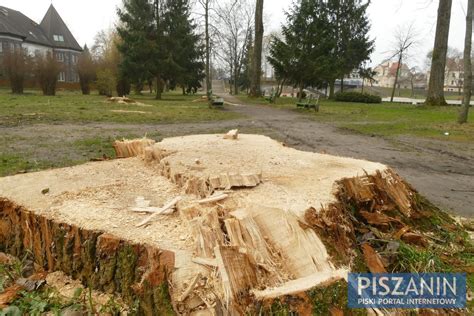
0 5 82 84
426 57 466 93
373 61 412 89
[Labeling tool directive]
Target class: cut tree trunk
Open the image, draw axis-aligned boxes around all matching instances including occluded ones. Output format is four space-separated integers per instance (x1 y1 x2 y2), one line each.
0 199 175 315
458 0 473 124
426 0 453 106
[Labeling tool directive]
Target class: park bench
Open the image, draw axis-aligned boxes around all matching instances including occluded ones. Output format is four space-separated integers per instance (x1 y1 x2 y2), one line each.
207 89 224 107
211 96 224 106
265 90 277 104
296 94 320 111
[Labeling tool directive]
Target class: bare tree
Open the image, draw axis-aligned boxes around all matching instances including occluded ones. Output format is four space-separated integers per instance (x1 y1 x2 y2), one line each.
458 0 473 124
426 0 452 106
249 0 264 97
34 52 62 96
214 0 254 95
76 45 96 95
389 25 417 102
3 48 29 94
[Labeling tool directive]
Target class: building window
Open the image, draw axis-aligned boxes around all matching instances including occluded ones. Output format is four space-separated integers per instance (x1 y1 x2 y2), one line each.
57 52 64 62
53 35 64 42
58 72 66 82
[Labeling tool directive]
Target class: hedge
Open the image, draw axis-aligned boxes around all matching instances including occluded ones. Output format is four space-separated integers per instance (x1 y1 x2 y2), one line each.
334 92 382 104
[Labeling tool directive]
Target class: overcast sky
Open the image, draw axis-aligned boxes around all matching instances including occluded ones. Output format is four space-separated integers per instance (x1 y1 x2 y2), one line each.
1 0 468 69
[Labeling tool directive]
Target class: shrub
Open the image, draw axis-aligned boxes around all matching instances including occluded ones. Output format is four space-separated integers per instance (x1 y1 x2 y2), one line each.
34 52 62 96
335 92 382 104
3 48 30 94
76 46 96 95
96 69 116 97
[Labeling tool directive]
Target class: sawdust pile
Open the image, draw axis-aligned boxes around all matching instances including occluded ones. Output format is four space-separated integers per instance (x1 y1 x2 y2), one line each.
106 96 150 106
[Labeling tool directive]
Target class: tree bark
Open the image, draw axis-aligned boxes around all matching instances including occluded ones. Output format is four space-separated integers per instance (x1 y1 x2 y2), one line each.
249 0 264 98
458 0 473 124
391 57 402 102
329 81 335 99
155 74 163 100
426 0 452 106
205 0 212 98
340 77 344 93
298 84 304 102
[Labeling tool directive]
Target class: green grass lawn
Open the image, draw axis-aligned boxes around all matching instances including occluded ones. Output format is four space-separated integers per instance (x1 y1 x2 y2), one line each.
0 89 240 177
0 89 239 126
237 95 474 142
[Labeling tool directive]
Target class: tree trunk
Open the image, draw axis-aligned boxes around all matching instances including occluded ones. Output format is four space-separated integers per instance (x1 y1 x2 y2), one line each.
340 77 344 93
249 0 264 98
458 0 473 124
391 57 402 102
361 79 365 93
155 75 163 100
298 84 304 102
329 81 335 99
426 0 452 106
234 66 239 96
205 0 212 98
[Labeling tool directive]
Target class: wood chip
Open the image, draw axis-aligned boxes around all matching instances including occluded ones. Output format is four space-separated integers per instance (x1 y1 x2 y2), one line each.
361 243 387 273
136 196 182 227
192 257 218 267
393 226 410 239
198 193 228 204
223 129 239 140
0 284 22 308
401 232 429 247
179 273 202 302
359 211 399 227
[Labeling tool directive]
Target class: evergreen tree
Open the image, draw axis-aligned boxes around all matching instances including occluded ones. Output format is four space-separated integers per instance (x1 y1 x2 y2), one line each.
162 0 204 94
268 0 373 99
323 0 374 98
267 1 327 101
117 0 156 95
239 31 253 92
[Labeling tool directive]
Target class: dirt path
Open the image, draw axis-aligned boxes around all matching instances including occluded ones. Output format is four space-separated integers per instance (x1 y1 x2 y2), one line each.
217 93 474 218
1 92 472 217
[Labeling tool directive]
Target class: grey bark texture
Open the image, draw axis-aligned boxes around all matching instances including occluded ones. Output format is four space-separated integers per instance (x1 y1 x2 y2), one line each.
426 0 452 106
249 0 264 97
458 0 473 124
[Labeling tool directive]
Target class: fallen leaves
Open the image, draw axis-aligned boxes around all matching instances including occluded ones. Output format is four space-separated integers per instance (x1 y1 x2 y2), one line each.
361 243 387 273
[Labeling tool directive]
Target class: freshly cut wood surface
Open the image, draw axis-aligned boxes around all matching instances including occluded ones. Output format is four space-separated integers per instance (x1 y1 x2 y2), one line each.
0 133 390 314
